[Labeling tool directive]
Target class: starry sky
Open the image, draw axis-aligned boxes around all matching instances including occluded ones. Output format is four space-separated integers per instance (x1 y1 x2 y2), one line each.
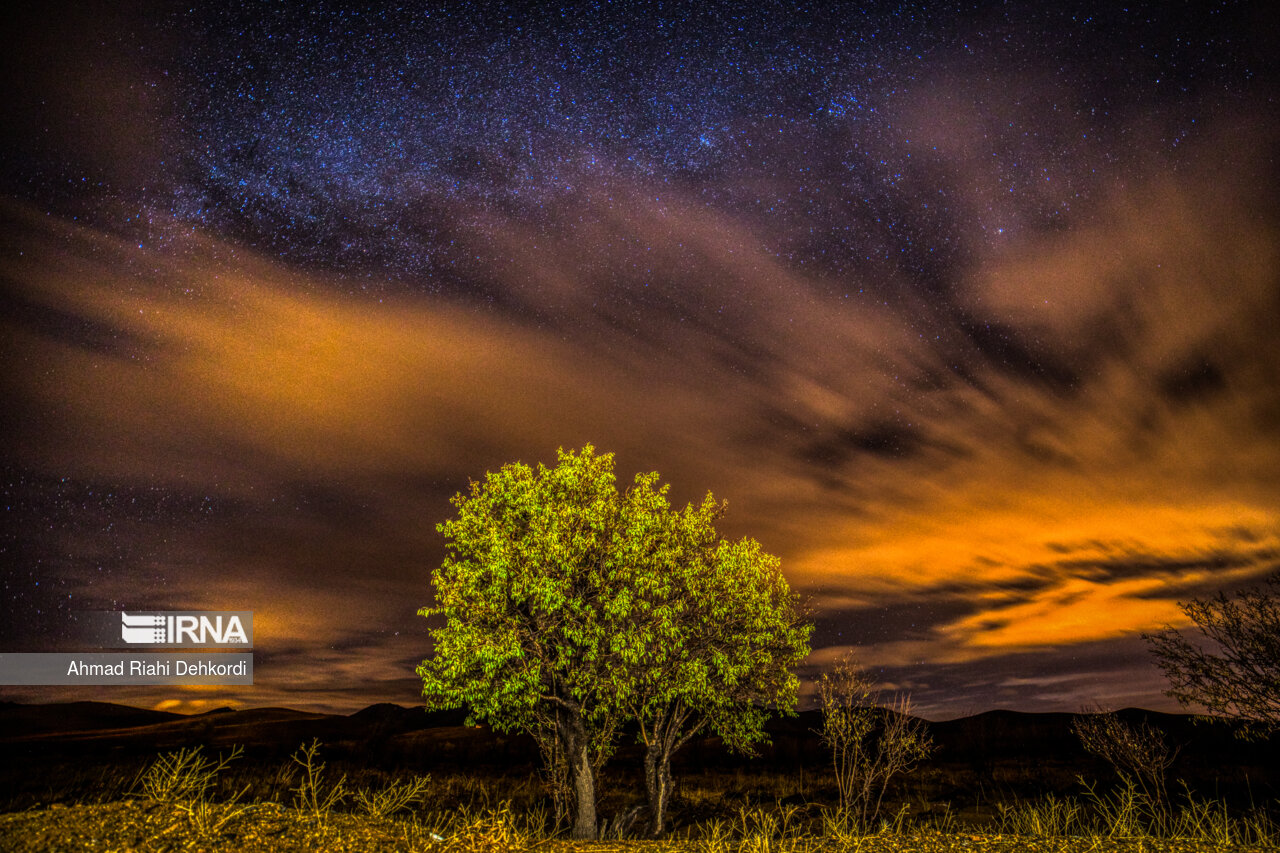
2 0 1277 718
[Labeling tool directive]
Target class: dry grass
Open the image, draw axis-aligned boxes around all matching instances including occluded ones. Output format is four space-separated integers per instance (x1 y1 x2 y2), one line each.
0 740 1276 852
1 802 1274 853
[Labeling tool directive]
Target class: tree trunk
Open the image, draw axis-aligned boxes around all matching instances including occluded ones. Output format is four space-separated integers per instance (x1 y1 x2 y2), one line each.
643 703 700 837
568 738 597 839
559 710 598 840
643 739 673 837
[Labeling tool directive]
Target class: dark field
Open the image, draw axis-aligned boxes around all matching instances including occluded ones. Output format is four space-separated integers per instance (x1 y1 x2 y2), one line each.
1 702 1277 851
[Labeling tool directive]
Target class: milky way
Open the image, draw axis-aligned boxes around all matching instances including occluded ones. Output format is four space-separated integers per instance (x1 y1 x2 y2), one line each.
2 0 1277 716
11 3 1260 285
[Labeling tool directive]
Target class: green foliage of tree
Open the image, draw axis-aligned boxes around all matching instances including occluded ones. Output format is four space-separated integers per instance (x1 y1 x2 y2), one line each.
417 445 810 840
1143 576 1280 740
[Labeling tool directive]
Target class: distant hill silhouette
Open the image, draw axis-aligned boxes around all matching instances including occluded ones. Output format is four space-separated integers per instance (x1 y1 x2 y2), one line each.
1 700 1275 802
0 701 183 736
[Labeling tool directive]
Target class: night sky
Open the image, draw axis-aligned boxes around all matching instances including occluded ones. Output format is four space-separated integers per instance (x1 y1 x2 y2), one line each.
2 1 1277 719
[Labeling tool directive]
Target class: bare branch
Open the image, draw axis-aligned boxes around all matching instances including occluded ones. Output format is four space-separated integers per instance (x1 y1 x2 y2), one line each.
1143 576 1280 739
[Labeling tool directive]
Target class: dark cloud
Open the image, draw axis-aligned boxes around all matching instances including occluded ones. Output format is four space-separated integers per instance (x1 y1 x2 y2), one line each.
0 283 150 360
1159 356 1228 406
797 419 925 469
811 595 984 648
882 637 1177 719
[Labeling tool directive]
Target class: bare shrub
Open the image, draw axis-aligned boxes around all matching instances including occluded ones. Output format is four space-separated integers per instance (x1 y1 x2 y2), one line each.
135 744 243 806
1144 577 1280 740
817 654 933 830
133 745 251 838
290 739 347 825
353 774 431 818
1072 707 1178 830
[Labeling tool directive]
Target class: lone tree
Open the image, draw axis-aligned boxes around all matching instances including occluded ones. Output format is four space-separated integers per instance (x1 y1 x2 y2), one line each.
618 492 811 836
418 446 630 839
1143 576 1280 740
418 445 810 839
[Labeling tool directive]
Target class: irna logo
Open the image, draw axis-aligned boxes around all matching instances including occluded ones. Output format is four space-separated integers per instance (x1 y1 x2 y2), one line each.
120 612 251 647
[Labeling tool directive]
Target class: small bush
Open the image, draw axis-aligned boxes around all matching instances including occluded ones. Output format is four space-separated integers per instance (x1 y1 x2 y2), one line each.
134 744 243 806
354 774 431 818
132 744 251 839
291 739 347 824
